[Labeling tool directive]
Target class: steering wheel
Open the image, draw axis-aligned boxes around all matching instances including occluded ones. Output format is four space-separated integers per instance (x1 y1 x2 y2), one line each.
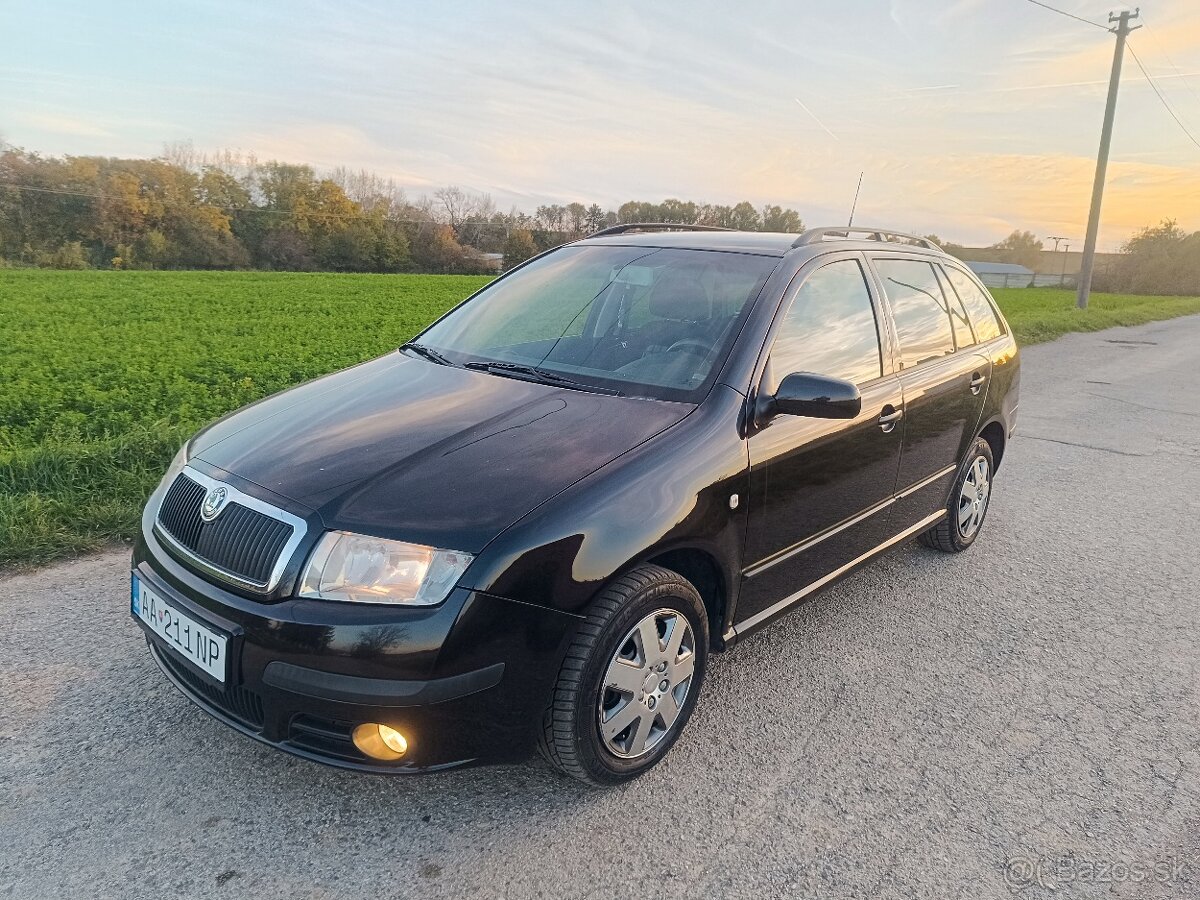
665 338 711 356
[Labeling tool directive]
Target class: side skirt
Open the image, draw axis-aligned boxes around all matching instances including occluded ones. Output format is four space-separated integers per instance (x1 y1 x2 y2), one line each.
722 508 946 646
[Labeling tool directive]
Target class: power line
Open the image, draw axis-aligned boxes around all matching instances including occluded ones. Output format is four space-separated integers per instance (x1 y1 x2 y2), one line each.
1018 4 1200 155
1023 0 1108 31
1139 16 1200 110
1126 43 1200 152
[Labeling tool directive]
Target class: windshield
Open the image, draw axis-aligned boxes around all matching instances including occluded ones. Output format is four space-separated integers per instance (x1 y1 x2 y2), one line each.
416 245 778 401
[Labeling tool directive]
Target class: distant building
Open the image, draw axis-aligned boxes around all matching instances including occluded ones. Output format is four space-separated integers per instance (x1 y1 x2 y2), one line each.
965 261 1035 289
462 250 504 273
955 247 1121 288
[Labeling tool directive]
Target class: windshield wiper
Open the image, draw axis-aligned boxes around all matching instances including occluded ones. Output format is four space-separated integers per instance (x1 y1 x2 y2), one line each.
463 361 622 396
400 342 455 367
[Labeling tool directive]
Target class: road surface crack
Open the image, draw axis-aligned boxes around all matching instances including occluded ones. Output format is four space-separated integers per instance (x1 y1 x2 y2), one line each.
1084 392 1200 419
1015 434 1146 457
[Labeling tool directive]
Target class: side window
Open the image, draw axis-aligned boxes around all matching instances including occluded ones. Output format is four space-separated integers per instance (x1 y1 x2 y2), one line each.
945 267 1004 342
769 259 882 387
874 259 955 369
934 265 976 348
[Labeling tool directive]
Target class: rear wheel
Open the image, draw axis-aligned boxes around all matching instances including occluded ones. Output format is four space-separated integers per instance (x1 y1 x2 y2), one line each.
919 437 994 553
537 564 709 786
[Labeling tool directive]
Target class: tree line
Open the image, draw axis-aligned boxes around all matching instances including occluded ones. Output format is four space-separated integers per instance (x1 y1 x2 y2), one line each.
926 225 1200 294
1107 221 1200 295
0 143 806 275
2 143 1195 293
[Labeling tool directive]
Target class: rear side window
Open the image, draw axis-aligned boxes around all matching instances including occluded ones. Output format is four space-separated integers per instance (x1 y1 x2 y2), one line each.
874 259 955 369
934 265 976 348
770 259 882 386
944 267 1005 342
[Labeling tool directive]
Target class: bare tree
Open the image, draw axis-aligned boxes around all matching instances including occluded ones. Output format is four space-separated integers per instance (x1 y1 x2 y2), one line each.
162 140 200 172
433 186 473 230
329 167 407 215
432 186 496 239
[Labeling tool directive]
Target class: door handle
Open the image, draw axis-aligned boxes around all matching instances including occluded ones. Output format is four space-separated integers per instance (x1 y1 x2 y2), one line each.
969 372 987 395
878 406 903 432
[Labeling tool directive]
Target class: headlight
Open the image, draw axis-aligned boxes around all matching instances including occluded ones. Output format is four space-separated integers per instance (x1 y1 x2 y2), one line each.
298 531 473 606
162 441 189 486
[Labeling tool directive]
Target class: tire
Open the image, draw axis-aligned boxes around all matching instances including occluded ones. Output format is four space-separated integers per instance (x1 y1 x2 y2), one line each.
537 564 709 786
919 437 995 553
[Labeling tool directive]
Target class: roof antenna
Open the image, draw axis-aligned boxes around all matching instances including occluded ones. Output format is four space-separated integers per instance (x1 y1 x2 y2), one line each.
848 172 864 227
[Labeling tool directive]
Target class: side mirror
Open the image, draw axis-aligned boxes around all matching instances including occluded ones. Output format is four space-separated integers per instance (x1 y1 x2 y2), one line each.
760 372 862 422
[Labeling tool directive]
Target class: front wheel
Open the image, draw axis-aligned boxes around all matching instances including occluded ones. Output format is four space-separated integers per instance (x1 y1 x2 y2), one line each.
919 437 995 553
537 564 709 786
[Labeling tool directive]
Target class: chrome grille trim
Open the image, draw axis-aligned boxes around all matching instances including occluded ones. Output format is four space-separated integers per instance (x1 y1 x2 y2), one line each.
153 465 308 592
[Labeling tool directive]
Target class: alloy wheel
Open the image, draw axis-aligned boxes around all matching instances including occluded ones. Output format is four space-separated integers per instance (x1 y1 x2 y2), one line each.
597 608 696 759
958 455 991 538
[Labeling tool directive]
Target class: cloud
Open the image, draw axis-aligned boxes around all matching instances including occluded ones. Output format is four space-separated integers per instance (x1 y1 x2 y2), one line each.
21 112 111 138
228 123 439 189
5 0 1198 247
863 152 1200 247
932 0 989 27
1137 5 1200 59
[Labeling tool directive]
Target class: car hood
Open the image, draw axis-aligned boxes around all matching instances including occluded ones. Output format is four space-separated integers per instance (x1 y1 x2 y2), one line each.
191 353 692 552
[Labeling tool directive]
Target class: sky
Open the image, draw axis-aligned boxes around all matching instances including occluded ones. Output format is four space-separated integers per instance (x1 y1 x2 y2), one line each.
3 0 1200 249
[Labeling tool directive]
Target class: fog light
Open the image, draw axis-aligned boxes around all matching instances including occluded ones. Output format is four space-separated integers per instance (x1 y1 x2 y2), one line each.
352 723 409 761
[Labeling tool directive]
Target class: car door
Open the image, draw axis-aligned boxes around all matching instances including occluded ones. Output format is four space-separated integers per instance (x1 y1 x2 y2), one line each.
867 256 991 528
736 254 904 630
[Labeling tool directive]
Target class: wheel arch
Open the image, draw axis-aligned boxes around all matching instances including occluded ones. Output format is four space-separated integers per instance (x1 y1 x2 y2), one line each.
643 545 730 651
463 386 750 637
978 418 1007 470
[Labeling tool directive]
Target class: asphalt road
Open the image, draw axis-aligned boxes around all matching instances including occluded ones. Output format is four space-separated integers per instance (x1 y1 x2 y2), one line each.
3 316 1199 900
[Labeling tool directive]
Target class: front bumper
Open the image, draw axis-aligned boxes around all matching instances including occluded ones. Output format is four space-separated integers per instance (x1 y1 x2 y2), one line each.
132 524 581 773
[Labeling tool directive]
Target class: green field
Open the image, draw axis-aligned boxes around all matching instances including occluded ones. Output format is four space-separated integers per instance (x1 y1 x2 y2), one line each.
1 270 488 569
3 270 1199 569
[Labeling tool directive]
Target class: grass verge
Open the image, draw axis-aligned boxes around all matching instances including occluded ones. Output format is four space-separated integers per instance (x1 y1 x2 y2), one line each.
992 287 1200 345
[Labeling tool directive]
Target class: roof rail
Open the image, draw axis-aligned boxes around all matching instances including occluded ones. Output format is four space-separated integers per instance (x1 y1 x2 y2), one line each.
587 223 733 238
793 227 941 251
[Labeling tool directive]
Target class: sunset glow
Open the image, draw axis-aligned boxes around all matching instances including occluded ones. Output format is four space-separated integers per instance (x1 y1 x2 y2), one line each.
3 0 1198 249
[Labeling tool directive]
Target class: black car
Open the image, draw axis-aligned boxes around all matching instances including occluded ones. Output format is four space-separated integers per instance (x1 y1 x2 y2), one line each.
132 224 1019 785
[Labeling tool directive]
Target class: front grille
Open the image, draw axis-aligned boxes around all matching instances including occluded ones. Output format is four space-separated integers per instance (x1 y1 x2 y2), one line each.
153 643 265 730
157 473 293 588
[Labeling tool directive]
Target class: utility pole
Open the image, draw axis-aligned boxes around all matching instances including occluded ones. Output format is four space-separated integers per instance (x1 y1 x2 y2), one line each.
1077 8 1140 310
1048 235 1067 252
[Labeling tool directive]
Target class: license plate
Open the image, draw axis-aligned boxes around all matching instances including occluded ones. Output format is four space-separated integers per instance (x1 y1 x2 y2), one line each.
132 574 227 683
